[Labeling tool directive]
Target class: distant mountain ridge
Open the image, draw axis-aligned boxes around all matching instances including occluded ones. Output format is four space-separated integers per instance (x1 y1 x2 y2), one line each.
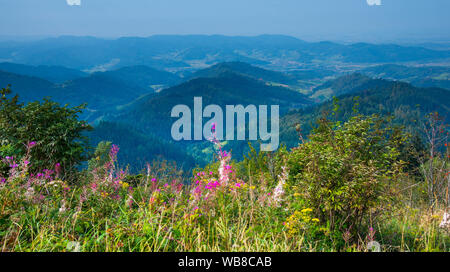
0 62 87 83
1 35 448 72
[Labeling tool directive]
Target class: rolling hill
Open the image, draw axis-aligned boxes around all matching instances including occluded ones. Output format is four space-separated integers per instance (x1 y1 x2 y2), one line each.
0 62 87 83
360 64 450 90
281 74 450 148
0 64 185 121
114 69 314 139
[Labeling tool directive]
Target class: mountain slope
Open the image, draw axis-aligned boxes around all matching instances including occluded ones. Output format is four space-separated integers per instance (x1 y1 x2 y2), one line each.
360 64 450 90
189 62 297 86
0 62 87 83
309 73 374 102
0 70 60 102
89 122 196 171
281 75 450 148
0 69 154 121
115 71 314 138
93 65 181 92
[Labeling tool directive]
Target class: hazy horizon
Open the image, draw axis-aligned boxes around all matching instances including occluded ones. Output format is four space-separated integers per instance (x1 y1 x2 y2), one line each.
0 0 449 44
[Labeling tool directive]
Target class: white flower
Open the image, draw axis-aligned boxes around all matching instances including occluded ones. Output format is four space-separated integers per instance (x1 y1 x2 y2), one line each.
272 166 288 206
59 200 67 213
440 212 450 229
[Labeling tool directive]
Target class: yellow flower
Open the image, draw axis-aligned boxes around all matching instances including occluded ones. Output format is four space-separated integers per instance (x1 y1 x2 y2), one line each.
312 218 320 223
301 208 313 213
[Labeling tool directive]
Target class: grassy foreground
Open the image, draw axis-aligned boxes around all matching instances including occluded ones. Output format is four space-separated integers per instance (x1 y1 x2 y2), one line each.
1 115 449 252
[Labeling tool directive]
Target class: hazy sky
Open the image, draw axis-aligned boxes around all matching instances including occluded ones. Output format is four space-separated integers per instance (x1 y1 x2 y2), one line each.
0 0 449 42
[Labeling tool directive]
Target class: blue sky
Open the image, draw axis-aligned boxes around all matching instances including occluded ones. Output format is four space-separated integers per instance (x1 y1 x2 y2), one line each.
0 0 449 42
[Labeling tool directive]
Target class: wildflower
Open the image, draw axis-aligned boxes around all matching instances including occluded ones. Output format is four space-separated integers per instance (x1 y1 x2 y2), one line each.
59 200 67 213
151 178 157 182
28 141 36 148
440 212 450 229
109 144 120 161
25 187 35 200
218 156 231 186
272 166 288 206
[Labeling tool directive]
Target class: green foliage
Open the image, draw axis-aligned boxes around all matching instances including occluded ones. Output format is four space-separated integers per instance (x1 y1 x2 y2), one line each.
0 85 92 175
88 141 112 173
89 122 196 172
288 114 406 235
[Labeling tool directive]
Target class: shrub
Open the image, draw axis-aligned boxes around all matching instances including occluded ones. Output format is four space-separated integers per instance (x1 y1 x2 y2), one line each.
288 114 405 236
0 86 92 177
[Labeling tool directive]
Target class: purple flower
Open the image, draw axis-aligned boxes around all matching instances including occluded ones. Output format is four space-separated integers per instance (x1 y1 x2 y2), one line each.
109 144 120 158
28 141 36 148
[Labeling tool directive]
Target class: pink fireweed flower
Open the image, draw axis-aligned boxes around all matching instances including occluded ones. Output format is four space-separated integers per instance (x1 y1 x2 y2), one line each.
109 144 120 161
91 183 98 191
55 163 61 177
151 178 157 182
218 155 231 186
28 141 36 148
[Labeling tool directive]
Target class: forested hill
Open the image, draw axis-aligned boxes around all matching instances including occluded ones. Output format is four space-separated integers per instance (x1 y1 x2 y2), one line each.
360 64 450 90
281 74 450 147
0 62 87 83
0 64 183 122
113 70 314 138
189 61 298 86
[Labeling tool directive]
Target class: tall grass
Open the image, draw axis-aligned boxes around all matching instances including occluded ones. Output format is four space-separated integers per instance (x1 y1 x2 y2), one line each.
1 140 449 252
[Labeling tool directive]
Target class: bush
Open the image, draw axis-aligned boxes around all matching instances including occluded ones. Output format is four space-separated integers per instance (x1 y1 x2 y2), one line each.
288 114 405 236
0 86 92 177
